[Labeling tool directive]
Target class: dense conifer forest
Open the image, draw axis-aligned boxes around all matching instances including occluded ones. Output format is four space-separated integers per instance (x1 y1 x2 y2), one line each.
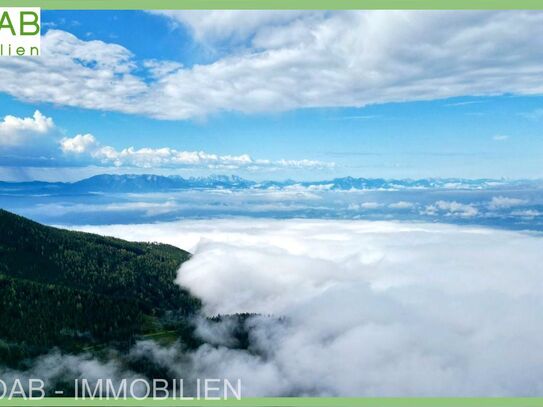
0 209 201 366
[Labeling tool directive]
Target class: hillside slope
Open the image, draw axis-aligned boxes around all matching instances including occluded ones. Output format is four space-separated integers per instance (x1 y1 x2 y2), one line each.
0 209 200 364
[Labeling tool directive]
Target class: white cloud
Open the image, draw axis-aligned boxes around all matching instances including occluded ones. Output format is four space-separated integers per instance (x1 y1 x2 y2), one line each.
488 196 527 209
0 110 55 147
389 201 414 209
76 219 543 396
512 209 541 218
142 59 183 79
0 30 148 115
360 202 382 209
424 200 478 218
60 133 98 154
0 110 333 171
151 11 311 45
59 133 334 170
349 201 382 210
3 12 543 119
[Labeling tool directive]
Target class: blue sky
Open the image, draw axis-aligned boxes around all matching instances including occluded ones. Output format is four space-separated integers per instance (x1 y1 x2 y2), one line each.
0 11 543 181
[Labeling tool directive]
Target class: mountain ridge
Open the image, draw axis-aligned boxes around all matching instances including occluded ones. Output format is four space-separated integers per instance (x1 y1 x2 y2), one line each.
0 173 533 194
0 209 200 365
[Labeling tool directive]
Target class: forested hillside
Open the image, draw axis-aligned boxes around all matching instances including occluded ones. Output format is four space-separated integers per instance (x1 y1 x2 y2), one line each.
0 209 200 365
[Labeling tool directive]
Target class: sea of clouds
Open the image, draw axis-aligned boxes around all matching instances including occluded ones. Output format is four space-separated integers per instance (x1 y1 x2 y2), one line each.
66 219 543 396
5 184 542 232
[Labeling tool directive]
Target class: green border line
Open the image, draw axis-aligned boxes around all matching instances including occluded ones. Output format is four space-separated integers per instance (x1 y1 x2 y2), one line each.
1 399 543 407
2 0 543 9
1 1 542 406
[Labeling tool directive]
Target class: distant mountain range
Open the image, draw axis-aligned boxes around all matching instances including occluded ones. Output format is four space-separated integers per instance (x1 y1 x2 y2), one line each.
0 174 538 194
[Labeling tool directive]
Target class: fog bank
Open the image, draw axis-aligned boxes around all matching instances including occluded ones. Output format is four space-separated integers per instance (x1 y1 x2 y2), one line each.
76 219 543 396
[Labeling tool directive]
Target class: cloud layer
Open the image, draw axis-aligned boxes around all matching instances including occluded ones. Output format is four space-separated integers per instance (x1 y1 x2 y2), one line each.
0 111 333 171
59 133 333 170
3 12 543 119
79 219 543 396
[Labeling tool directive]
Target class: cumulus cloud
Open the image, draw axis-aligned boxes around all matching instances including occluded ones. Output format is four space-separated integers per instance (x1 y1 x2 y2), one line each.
388 201 414 209
0 111 55 147
78 219 543 396
0 110 332 171
59 133 334 170
512 209 541 218
359 202 382 209
424 200 478 218
488 196 527 209
60 133 98 154
3 12 543 119
348 202 382 210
